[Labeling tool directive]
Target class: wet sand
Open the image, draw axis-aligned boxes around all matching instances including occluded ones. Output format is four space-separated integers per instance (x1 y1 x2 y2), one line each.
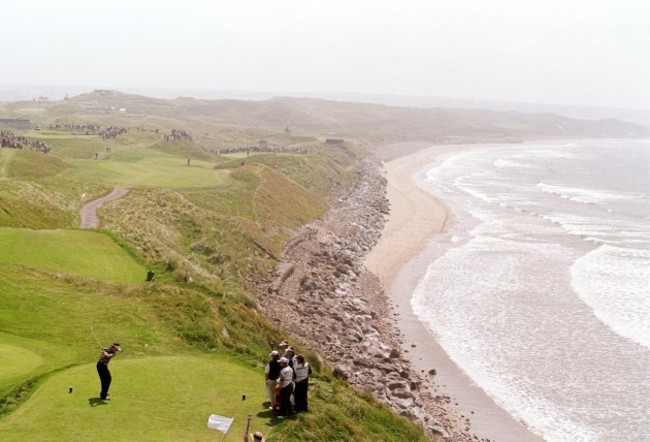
365 144 544 442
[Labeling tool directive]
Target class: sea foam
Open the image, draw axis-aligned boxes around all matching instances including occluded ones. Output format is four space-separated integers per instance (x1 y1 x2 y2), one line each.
412 140 650 441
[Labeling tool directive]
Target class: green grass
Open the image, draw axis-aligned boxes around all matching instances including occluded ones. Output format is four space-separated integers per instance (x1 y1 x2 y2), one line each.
0 264 181 396
0 149 69 179
0 148 17 177
219 149 359 199
24 130 79 139
61 158 229 188
42 135 108 160
0 332 64 391
273 383 429 442
0 351 428 442
148 140 220 162
0 178 107 229
35 131 164 161
0 356 267 441
10 107 46 116
0 344 43 383
0 262 427 441
0 93 435 441
0 228 146 283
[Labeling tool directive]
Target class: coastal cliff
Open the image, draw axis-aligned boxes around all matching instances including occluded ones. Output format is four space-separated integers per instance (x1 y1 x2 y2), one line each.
258 153 476 441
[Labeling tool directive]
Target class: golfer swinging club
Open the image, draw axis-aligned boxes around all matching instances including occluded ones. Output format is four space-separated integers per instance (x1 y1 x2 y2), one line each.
97 342 121 400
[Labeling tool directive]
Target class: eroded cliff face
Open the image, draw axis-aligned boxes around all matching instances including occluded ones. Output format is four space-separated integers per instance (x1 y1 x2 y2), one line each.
257 154 475 441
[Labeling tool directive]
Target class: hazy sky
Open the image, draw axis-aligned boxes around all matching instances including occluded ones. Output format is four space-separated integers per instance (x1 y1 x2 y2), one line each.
1 0 648 109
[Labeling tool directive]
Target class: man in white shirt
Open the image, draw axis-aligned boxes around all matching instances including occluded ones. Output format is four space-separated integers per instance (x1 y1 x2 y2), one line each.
293 354 312 412
275 357 294 418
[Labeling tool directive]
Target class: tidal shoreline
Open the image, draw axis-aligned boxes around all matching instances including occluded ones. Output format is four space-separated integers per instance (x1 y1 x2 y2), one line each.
365 143 544 441
258 142 545 440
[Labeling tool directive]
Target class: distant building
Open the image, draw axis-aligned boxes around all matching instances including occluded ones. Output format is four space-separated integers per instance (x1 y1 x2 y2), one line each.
325 138 344 145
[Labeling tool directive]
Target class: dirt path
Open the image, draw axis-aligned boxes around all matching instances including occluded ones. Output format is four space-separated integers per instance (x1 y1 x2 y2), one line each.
80 187 129 229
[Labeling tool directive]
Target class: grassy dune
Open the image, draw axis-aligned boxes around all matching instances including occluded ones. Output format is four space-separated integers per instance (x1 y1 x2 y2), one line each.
0 149 68 179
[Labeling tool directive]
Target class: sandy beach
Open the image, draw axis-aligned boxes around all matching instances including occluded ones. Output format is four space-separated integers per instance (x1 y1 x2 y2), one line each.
365 144 544 442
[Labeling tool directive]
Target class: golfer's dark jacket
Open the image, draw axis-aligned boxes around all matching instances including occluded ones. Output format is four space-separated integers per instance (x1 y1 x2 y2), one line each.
98 348 116 365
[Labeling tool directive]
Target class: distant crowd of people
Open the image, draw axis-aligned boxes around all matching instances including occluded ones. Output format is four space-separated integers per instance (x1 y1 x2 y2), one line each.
101 126 129 140
0 130 51 153
48 123 161 137
264 340 312 419
48 123 100 133
212 145 308 156
165 129 192 141
3 122 311 161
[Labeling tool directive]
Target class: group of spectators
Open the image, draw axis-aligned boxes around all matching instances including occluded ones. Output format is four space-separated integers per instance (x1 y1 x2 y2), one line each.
212 145 308 156
264 341 312 418
49 123 163 138
165 129 192 141
48 123 100 133
0 130 51 153
2 122 312 161
101 126 128 140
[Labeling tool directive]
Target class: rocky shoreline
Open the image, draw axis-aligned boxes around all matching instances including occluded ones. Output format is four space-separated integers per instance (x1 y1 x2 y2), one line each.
257 154 477 441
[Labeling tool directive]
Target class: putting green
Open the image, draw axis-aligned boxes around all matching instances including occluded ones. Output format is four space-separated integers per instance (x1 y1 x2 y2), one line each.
0 344 43 382
0 228 146 283
0 356 268 441
0 333 68 392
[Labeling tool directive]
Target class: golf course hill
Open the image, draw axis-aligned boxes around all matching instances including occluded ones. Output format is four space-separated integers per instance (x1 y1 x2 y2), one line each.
1 90 647 441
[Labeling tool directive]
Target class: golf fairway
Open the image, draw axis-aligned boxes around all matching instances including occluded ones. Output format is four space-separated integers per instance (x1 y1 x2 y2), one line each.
0 228 146 284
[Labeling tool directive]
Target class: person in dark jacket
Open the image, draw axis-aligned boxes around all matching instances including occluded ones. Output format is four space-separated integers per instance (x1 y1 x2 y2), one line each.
97 343 121 400
264 350 281 408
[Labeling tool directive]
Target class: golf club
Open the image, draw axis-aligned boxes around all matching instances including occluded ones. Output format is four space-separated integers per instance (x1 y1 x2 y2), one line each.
90 325 103 349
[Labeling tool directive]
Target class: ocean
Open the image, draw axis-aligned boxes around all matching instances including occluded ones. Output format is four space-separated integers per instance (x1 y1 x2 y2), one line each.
411 140 650 442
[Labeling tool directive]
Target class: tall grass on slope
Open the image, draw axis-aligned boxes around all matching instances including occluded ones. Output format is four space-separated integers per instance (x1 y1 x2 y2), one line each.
0 149 68 179
97 159 329 288
0 148 109 229
267 382 430 442
0 179 97 229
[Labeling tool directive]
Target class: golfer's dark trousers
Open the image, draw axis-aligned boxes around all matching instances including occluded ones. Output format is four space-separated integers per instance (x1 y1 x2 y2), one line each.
279 384 293 416
294 379 308 412
96 362 112 399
